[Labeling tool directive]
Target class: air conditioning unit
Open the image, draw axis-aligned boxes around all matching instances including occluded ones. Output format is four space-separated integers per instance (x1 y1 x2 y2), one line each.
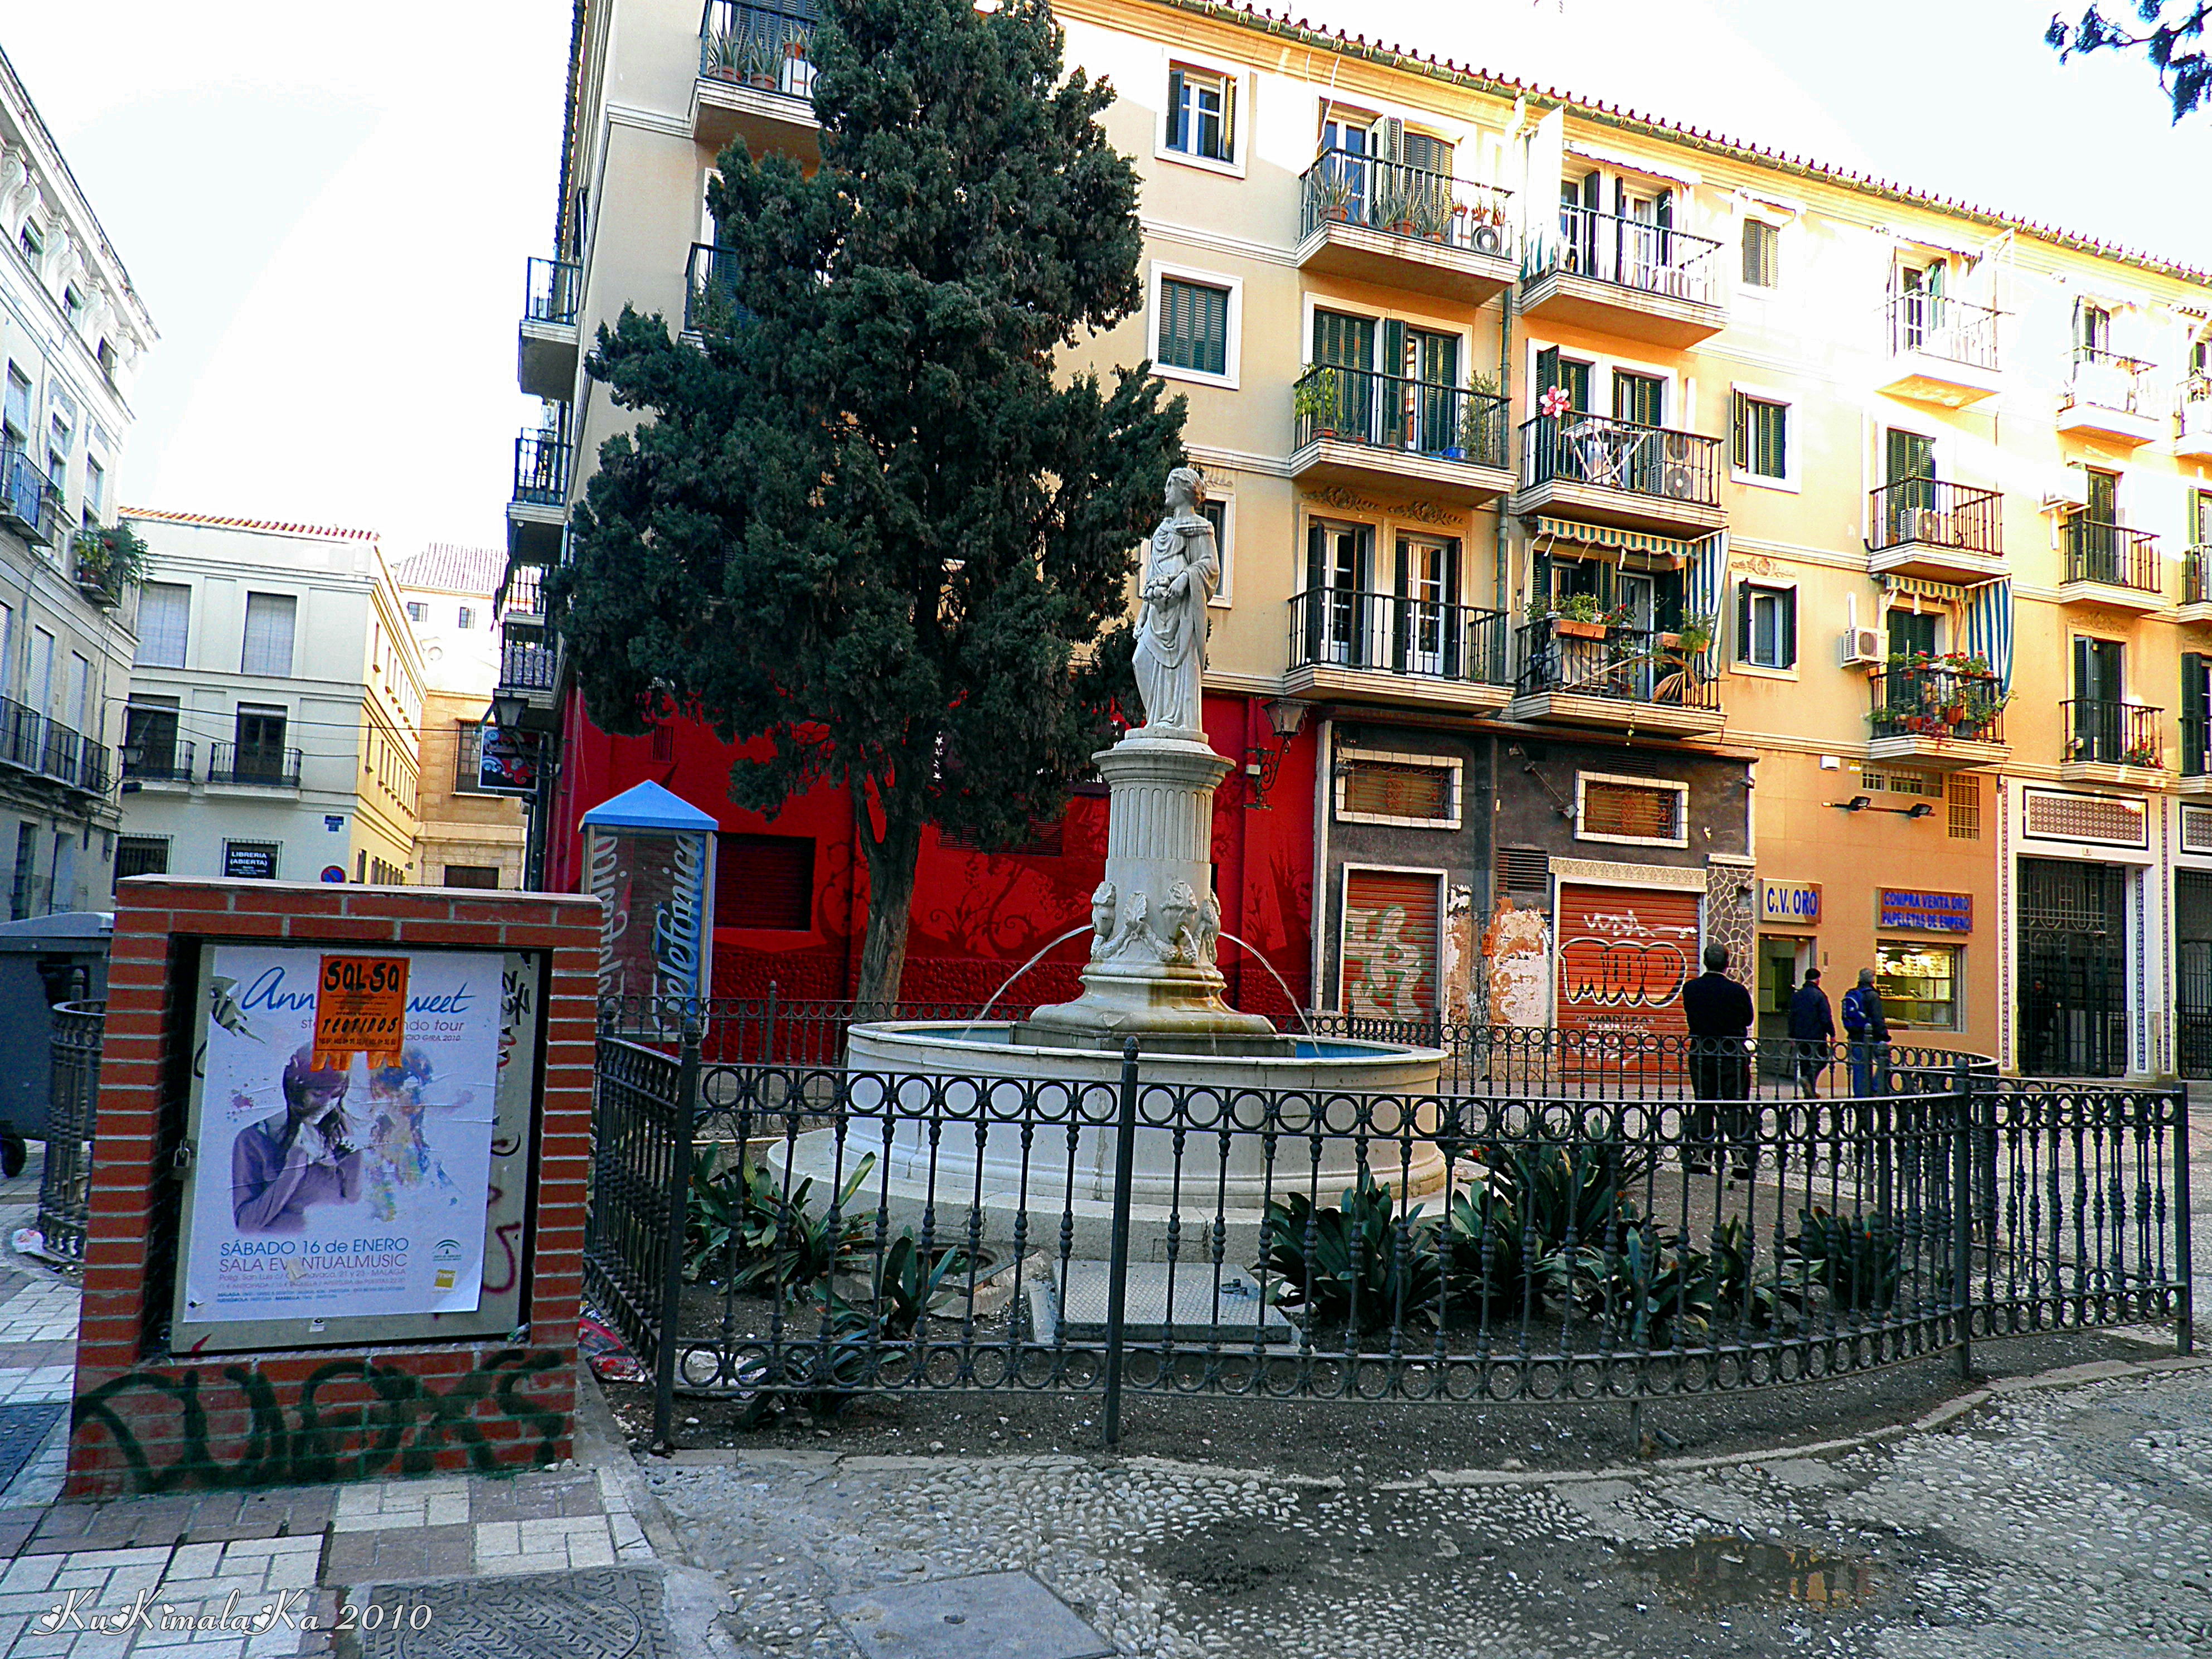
1660 464 1697 499
1839 628 1883 669
2041 472 2090 512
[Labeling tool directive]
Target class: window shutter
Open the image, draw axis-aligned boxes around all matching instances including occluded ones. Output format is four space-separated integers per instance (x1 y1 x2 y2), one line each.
1167 69 1185 150
240 593 297 678
1655 189 1673 230
717 833 814 930
1380 117 1402 162
1341 869 1440 1019
1736 579 1755 663
2185 653 2208 726
1304 522 1325 659
1761 402 1787 478
1535 346 1560 399
1730 392 1749 472
136 583 190 670
1779 588 1797 668
1219 75 1236 160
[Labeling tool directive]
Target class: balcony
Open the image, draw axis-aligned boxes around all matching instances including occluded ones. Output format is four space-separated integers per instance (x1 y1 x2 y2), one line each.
1510 413 1725 537
2058 518 2164 611
684 242 748 337
0 700 40 773
1519 206 1724 347
693 0 820 166
1294 151 1516 305
1283 589 1511 713
2057 347 2160 447
1866 663 2007 770
1289 365 1512 502
2177 386 2212 460
121 739 194 788
497 637 562 727
0 443 61 547
508 430 569 565
1865 478 2005 584
0 702 111 795
1878 293 2002 407
207 742 303 791
39 724 77 789
2182 546 2212 623
497 562 545 625
2059 699 2164 787
1503 615 1724 737
2183 714 2211 795
516 258 580 401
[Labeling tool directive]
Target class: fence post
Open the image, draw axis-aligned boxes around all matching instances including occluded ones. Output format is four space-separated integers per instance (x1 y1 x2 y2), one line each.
652 1021 701 1453
2174 1085 2194 1358
1951 1058 1974 1382
1102 1038 1139 1450
764 979 779 1066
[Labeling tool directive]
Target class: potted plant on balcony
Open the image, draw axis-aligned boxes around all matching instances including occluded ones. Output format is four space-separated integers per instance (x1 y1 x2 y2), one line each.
740 31 780 89
1317 171 1355 224
69 521 149 608
1370 182 1411 237
1552 591 1607 640
1410 189 1453 244
1444 370 1501 462
2119 739 2162 769
1293 368 1342 441
1671 612 1716 658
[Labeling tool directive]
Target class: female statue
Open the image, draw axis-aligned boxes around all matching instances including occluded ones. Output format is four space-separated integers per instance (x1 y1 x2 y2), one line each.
1130 467 1219 734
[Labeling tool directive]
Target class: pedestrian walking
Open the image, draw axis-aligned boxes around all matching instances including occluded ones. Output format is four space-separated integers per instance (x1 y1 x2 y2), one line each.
1842 967 1890 1098
1681 943 1756 1177
1788 967 1834 1098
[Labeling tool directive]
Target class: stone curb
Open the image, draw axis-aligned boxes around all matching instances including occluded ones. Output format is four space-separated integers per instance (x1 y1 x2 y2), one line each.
704 1345 2209 1492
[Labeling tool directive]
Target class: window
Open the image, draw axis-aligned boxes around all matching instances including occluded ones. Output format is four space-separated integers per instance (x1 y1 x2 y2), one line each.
232 705 289 781
222 840 282 880
240 591 298 676
455 721 486 792
0 602 10 684
8 822 33 920
457 606 474 630
1157 275 1231 377
1886 608 1938 661
17 222 41 264
96 340 115 382
1741 219 1779 288
1876 941 1959 1030
136 582 190 668
29 628 52 714
67 652 89 733
115 836 168 883
1200 496 1231 605
83 455 103 518
1576 773 1689 846
443 865 500 890
405 601 426 624
62 287 84 326
1534 346 1594 414
124 701 180 777
3 366 28 444
717 833 815 930
1947 775 1981 840
1736 582 1797 670
1165 64 1234 163
1730 391 1788 479
1336 753 1461 828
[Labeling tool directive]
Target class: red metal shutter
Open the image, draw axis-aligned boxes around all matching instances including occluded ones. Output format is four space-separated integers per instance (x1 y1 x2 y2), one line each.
1340 869 1441 1020
1555 884 1699 1045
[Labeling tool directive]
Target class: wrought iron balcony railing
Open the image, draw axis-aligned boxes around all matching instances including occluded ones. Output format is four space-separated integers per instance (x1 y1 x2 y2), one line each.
686 242 749 334
499 638 559 692
1545 204 1720 304
1518 413 1723 507
0 442 61 547
2186 545 2211 605
513 431 570 507
1298 149 1516 260
1867 478 2003 555
2063 699 2163 769
699 0 817 100
523 257 580 326
1515 615 1720 710
39 722 78 787
2064 517 2161 593
0 698 40 772
1293 364 1507 468
1885 292 2000 370
2066 346 2153 415
122 739 193 784
208 741 303 788
499 562 545 620
1869 665 2006 745
1286 589 1511 687
77 742 110 796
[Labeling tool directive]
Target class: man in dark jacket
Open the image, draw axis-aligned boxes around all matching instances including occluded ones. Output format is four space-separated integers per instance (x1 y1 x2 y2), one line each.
1842 967 1891 1098
1681 943 1756 1176
1788 967 1835 1098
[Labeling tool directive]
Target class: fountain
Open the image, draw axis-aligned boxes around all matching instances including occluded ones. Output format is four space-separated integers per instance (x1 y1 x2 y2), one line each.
794 467 1447 1250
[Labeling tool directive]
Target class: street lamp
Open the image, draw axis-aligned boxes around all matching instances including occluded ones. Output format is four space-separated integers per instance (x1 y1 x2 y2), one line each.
486 692 528 730
1244 698 1311 809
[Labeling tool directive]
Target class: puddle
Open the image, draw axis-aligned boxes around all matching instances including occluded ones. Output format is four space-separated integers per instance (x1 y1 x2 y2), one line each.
1641 1536 1881 1612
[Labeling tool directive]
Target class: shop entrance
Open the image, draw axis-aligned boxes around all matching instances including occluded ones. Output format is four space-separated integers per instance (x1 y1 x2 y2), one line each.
2017 857 2128 1078
1756 934 1815 1079
2177 870 2212 1079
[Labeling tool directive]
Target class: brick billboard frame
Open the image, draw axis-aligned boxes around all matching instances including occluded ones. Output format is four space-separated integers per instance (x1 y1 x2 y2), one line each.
66 877 601 1498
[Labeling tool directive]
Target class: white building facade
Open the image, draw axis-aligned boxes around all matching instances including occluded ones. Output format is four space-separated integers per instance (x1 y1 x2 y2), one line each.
117 510 424 887
0 45 156 915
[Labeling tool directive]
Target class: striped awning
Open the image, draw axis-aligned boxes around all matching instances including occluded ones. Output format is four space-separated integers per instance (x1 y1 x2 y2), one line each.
1880 574 1972 604
1531 517 1698 563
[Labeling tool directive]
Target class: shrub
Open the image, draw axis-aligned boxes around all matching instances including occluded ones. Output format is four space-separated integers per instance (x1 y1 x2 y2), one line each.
1256 1171 1442 1335
682 1151 875 1292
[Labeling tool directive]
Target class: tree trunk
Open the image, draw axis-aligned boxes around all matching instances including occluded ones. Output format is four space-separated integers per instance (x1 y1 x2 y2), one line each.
852 792 924 1011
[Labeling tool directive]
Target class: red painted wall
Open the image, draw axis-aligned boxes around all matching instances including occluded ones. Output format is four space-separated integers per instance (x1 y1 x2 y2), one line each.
547 690 1316 1016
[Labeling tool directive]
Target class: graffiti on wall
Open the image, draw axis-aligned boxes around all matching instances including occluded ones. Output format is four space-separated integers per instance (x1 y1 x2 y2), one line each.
1483 900 1551 1028
72 1349 566 1493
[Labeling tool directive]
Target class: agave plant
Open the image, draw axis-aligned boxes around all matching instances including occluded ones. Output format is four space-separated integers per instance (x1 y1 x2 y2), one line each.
683 1152 876 1292
1256 1171 1442 1335
1442 1136 1655 1316
1779 1207 1903 1314
865 1230 974 1340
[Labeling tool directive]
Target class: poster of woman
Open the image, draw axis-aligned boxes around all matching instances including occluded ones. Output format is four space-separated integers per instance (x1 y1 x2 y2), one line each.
181 945 501 1325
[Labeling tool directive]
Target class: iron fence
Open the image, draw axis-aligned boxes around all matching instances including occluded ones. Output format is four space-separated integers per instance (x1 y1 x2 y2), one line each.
1291 363 1507 467
37 1000 103 1265
2064 517 2161 593
1869 665 2006 746
2062 698 2164 770
2067 346 2152 415
1546 204 1720 304
512 430 570 507
1515 615 1721 711
523 256 581 327
700 0 818 99
589 1034 2187 1443
207 741 303 788
1867 478 2003 556
598 992 1025 1065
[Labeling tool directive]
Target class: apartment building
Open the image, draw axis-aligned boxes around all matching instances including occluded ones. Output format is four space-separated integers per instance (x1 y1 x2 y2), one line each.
392 543 527 890
513 0 2212 1076
0 46 156 916
117 510 423 888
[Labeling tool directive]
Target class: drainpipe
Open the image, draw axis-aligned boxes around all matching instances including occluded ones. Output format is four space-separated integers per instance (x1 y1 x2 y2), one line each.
1309 716 1331 1013
1495 283 1515 617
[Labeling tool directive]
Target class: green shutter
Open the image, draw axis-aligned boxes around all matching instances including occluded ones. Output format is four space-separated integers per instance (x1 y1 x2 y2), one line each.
1167 69 1185 152
2185 653 2207 724
1536 346 1559 399
1731 393 1749 472
1779 588 1797 668
1736 579 1754 663
1759 402 1787 478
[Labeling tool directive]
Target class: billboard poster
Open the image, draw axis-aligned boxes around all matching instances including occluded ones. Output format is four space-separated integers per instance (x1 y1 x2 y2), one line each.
181 945 500 1326
478 726 543 795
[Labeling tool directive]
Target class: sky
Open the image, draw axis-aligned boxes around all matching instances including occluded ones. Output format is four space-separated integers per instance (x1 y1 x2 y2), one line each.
0 1 2203 556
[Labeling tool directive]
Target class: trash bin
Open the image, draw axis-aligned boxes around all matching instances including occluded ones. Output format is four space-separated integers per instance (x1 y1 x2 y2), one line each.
0 911 111 1141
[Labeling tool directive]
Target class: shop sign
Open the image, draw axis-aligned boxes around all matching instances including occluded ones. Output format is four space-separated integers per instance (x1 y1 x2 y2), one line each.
1759 880 1821 926
1878 888 1972 933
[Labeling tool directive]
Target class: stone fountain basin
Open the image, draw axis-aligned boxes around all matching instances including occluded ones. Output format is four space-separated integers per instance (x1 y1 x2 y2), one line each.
765 1021 1450 1258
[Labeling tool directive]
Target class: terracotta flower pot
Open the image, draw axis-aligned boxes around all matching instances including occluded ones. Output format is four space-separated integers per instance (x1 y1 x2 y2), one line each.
1555 618 1606 641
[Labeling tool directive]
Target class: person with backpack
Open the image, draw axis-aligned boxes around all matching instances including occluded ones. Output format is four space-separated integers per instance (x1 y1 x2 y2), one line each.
1841 967 1890 1098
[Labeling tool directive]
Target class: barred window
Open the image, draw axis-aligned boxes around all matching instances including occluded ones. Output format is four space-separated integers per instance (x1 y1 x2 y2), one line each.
1947 775 1980 840
1342 760 1454 823
1578 775 1687 845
